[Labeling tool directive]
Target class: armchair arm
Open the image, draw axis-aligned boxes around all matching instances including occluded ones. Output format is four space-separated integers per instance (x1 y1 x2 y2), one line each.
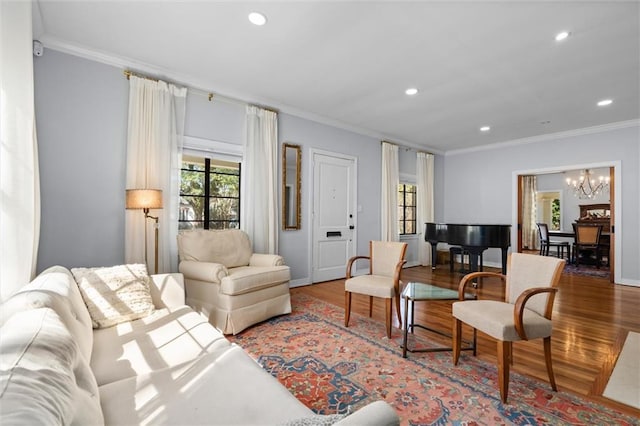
393 260 408 285
178 260 228 284
513 287 559 340
249 253 285 267
457 271 505 300
346 256 370 279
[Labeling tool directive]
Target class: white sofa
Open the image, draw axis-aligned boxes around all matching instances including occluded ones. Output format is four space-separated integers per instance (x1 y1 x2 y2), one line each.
0 266 399 425
178 229 292 335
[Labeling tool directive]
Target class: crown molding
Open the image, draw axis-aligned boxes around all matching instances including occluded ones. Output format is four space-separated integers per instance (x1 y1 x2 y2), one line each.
38 35 632 158
445 119 640 156
39 35 444 155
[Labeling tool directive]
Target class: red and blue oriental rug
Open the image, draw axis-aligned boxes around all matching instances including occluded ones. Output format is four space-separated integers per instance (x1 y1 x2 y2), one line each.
229 293 636 425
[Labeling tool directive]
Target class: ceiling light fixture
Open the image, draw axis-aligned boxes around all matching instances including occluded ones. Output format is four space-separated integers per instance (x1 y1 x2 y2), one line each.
405 88 418 96
555 31 570 41
566 169 610 199
248 12 267 26
597 99 613 107
480 126 491 132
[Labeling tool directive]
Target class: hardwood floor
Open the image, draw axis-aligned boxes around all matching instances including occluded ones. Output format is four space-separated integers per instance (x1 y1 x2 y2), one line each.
292 264 640 416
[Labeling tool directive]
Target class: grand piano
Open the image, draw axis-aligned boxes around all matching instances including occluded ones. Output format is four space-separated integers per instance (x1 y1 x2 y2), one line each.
425 223 511 274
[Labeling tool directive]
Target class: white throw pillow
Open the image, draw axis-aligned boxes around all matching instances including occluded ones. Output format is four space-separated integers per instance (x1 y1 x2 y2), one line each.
71 264 155 329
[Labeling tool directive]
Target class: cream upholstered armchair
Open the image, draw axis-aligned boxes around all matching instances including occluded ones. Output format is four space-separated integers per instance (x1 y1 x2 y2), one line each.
452 253 565 403
344 241 408 338
177 229 291 335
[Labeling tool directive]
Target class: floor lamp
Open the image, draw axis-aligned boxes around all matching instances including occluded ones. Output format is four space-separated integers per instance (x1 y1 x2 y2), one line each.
126 189 163 274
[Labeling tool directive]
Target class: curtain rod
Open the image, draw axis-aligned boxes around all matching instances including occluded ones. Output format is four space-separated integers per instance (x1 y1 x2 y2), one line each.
381 140 434 155
124 70 214 101
123 70 278 112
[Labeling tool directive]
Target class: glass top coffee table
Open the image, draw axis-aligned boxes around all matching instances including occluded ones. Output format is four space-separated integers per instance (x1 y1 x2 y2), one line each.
401 281 476 358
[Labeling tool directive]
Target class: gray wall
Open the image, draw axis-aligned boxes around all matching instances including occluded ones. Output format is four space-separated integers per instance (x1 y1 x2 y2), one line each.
444 126 639 284
34 49 639 285
34 50 129 271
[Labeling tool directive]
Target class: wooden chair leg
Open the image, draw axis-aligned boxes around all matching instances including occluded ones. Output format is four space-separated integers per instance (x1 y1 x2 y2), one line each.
497 341 512 404
368 296 373 317
452 318 462 365
385 298 392 338
543 337 558 391
394 295 402 329
344 292 351 327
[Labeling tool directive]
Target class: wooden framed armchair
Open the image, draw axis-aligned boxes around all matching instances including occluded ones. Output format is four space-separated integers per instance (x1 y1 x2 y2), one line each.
344 241 407 338
452 253 565 403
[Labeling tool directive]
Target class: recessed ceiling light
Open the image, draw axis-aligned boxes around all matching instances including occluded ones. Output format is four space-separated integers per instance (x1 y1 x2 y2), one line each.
405 88 418 96
480 126 491 132
597 99 613 107
555 31 570 41
248 12 267 26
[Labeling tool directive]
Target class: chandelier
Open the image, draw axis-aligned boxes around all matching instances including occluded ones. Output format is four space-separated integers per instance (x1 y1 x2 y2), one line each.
566 169 610 199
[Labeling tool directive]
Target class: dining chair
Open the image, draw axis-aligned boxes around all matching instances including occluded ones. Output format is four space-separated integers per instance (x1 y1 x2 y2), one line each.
536 223 570 260
452 253 565 403
572 223 603 268
344 241 407 338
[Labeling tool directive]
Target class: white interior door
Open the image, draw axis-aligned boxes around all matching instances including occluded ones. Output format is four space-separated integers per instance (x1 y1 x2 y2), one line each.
312 151 357 283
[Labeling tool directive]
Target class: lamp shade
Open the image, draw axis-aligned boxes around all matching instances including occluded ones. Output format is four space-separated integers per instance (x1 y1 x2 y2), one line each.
126 189 163 210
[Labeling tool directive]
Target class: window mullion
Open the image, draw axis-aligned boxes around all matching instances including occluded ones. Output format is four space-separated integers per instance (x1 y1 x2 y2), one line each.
204 158 211 228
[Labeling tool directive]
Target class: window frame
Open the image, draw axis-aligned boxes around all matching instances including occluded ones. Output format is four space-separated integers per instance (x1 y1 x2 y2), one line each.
398 182 417 235
179 150 242 231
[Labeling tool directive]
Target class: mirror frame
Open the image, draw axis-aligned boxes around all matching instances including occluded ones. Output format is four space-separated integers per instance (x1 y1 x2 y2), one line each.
282 143 302 230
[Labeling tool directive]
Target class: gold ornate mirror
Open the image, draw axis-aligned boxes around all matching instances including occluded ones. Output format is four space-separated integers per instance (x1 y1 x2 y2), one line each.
282 143 301 230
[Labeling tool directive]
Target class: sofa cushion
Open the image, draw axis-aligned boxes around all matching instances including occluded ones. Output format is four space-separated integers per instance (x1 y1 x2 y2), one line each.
71 264 155 329
98 345 312 425
177 229 252 267
90 306 231 386
0 266 94 361
0 307 103 426
221 265 291 295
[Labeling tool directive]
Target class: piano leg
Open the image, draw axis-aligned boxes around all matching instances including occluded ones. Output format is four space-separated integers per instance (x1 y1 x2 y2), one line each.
430 242 439 270
501 248 508 274
465 247 487 273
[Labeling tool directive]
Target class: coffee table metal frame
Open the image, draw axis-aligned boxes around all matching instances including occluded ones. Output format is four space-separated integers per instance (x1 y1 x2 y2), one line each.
401 281 476 358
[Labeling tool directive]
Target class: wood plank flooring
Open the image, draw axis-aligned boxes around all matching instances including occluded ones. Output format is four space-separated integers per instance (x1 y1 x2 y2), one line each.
291 264 640 416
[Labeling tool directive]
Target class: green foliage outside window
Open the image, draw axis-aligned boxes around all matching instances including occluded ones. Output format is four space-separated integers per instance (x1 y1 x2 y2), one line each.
179 156 240 230
398 183 417 235
551 199 560 230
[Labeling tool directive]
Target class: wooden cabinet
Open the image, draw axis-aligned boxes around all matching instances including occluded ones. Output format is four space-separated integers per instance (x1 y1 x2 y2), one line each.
576 203 610 229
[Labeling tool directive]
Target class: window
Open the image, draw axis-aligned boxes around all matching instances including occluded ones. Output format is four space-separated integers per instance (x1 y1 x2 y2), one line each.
398 183 417 235
536 191 562 231
179 155 241 230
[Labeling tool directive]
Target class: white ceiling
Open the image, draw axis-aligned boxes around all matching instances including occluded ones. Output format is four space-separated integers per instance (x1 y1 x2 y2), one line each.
33 1 640 153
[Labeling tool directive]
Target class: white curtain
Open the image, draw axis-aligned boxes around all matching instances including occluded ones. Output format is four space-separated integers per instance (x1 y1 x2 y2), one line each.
417 152 435 266
522 175 538 250
381 142 399 241
0 1 40 301
125 76 186 273
242 106 278 254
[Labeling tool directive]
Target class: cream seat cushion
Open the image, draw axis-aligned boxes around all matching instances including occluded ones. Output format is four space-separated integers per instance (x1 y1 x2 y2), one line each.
452 300 552 342
222 265 291 295
98 345 312 425
91 306 231 386
345 275 396 298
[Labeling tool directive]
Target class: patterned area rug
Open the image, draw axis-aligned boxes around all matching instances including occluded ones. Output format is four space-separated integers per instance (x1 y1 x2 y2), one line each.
563 263 610 278
229 294 636 425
